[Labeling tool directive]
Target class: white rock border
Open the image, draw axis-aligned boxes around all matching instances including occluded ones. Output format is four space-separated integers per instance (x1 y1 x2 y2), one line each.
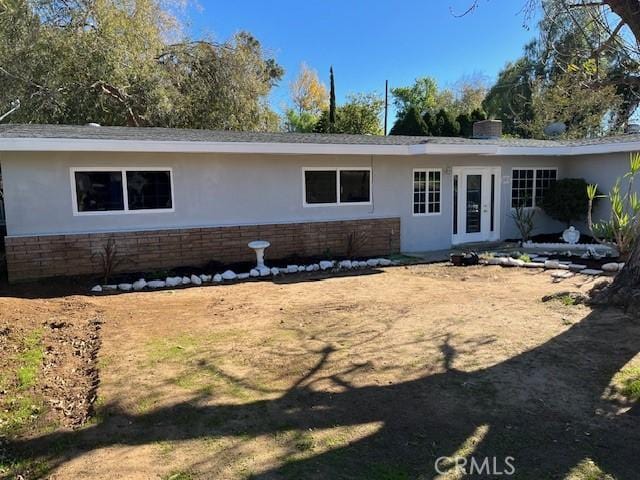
480 251 618 279
90 257 397 293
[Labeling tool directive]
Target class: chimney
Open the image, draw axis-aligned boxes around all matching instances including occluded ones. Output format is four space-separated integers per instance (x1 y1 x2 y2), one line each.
472 120 502 139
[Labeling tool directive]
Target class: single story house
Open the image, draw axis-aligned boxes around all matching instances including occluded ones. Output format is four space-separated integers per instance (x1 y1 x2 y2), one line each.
0 121 637 282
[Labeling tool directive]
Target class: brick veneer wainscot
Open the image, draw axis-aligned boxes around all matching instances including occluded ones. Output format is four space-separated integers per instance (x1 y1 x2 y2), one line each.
4 217 400 282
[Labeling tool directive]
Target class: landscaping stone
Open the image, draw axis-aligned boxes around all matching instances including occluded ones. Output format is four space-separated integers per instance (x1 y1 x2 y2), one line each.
505 258 525 267
581 269 604 276
166 277 181 287
191 274 202 286
182 276 191 285
91 285 102 293
118 283 133 292
619 263 626 270
286 265 298 274
312 264 320 271
602 262 620 273
259 266 271 276
544 260 560 269
200 274 210 282
339 260 352 269
213 274 222 282
358 261 368 268
319 260 334 270
250 269 260 277
221 270 237 280
133 279 147 291
271 267 280 275
524 262 545 268
147 280 166 288
486 257 505 265
550 270 574 280
103 285 118 291
366 258 380 267
568 264 587 272
237 273 250 280
305 265 314 272
532 256 548 262
379 258 392 266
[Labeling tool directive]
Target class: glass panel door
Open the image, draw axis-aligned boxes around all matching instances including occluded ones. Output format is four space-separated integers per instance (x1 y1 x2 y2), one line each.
465 174 482 234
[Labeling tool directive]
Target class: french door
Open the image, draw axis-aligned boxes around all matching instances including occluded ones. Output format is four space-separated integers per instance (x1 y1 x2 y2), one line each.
452 167 501 245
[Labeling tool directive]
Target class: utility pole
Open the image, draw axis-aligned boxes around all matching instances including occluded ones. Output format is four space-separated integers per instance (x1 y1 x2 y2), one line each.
383 80 388 136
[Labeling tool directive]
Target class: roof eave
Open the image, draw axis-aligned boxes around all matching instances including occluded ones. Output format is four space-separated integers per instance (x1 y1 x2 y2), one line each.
2 137 640 156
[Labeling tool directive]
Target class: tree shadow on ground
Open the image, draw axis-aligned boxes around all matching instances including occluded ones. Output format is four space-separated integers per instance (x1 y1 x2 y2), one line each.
5 306 640 479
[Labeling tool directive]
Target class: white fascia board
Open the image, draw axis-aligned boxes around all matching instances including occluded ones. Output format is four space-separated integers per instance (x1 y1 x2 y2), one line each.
0 138 412 155
3 137 640 156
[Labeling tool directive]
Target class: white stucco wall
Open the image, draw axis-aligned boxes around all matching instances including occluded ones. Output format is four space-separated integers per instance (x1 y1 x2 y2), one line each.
0 150 577 252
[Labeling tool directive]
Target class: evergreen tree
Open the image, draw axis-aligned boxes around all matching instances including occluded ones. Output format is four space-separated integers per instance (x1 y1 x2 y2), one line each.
389 107 428 136
329 66 336 132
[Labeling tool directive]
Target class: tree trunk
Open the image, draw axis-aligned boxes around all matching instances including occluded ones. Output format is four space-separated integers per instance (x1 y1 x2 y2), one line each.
605 1 640 49
593 235 640 311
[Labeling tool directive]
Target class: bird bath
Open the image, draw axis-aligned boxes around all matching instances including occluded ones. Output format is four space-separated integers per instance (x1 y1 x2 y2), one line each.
248 240 271 269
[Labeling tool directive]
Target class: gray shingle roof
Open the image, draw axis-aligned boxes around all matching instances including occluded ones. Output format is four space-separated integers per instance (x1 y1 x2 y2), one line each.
2 123 640 147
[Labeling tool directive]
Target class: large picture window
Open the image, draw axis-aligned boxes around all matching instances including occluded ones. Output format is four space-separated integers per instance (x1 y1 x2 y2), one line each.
303 168 371 206
511 168 556 208
413 169 441 215
72 168 174 215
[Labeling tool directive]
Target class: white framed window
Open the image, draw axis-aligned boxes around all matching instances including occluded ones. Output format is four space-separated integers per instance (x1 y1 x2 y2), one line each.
511 168 557 208
302 167 371 207
71 167 174 215
413 168 441 216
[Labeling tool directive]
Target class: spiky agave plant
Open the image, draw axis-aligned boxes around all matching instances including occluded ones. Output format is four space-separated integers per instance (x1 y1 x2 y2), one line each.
587 152 640 259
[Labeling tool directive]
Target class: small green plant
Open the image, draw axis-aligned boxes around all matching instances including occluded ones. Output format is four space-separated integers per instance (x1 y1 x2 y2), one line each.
587 152 640 259
510 202 536 242
518 253 531 263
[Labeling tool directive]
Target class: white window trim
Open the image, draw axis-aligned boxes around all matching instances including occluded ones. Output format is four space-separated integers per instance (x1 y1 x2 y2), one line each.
510 167 558 209
412 168 442 217
70 166 175 216
302 167 372 207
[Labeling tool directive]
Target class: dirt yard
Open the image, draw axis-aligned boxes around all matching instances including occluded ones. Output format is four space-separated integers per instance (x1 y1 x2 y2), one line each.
1 263 639 479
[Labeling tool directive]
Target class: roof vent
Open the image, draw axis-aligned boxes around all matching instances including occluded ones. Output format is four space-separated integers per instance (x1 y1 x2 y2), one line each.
472 120 502 139
86 122 101 127
625 123 640 134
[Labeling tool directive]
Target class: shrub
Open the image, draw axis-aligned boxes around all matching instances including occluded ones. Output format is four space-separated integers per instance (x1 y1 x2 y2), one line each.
540 178 591 227
510 204 536 242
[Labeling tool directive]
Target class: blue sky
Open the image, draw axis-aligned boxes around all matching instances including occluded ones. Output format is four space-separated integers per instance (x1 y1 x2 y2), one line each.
186 0 539 118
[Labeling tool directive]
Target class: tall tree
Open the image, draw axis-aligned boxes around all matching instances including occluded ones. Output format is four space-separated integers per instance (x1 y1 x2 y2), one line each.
0 0 283 130
334 93 384 135
329 66 336 132
289 63 328 115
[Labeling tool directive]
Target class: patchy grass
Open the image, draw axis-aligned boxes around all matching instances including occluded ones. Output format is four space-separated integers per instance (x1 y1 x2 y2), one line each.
615 365 640 402
147 334 201 363
16 329 44 389
0 329 45 437
566 459 615 480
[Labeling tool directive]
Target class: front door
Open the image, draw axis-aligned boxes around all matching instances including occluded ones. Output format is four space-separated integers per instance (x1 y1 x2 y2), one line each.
452 167 501 245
